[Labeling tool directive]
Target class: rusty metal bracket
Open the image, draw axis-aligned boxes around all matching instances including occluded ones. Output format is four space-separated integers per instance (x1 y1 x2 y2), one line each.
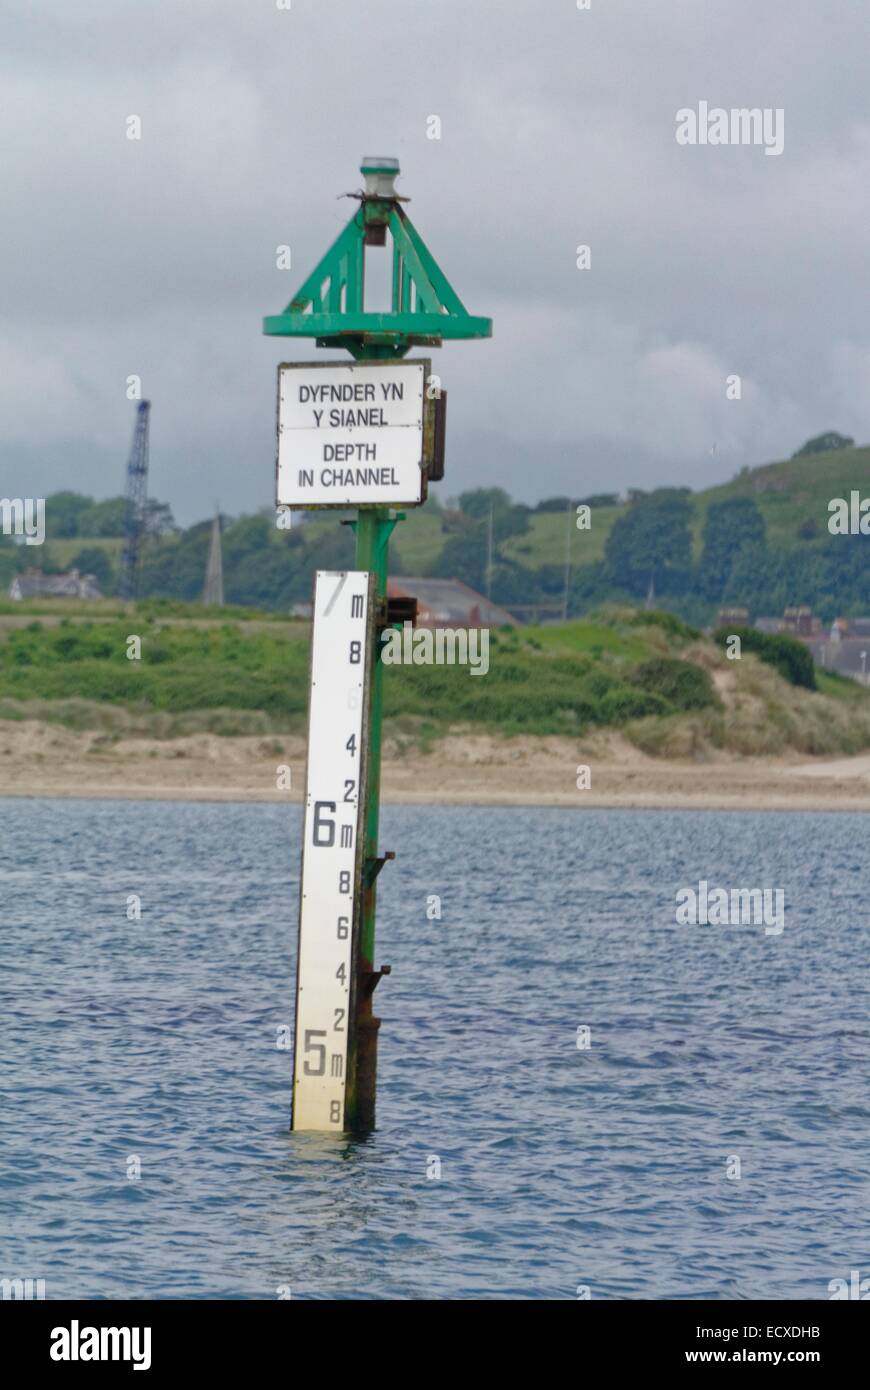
364 851 395 886
386 594 418 627
360 964 392 1000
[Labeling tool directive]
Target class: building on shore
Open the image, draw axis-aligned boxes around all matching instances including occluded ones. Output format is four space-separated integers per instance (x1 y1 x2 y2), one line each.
749 606 870 685
386 577 518 629
716 607 749 629
807 618 870 684
753 606 820 637
9 568 103 601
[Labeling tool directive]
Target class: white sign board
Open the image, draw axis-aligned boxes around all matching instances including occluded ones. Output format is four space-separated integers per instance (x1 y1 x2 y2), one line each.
277 360 428 508
292 569 375 1131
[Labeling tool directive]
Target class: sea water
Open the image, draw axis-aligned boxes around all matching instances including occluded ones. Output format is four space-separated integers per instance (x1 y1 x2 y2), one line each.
1 799 867 1299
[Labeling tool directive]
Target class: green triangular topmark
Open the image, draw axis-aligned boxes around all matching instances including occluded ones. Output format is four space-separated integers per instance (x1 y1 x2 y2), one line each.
263 203 491 358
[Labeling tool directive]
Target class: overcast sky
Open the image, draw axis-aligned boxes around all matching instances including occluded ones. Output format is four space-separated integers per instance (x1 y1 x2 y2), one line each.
2 0 869 525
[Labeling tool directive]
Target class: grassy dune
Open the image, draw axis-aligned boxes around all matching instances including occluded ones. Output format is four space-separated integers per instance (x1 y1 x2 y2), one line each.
1 603 869 756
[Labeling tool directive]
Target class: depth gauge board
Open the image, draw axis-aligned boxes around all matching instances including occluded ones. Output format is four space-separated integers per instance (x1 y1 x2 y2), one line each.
292 569 377 1131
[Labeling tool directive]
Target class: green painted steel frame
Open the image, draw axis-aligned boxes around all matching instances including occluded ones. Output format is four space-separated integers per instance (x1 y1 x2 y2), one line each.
263 203 492 356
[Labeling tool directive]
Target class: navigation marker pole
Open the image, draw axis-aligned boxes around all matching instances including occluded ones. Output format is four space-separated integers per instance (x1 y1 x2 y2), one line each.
265 157 491 1131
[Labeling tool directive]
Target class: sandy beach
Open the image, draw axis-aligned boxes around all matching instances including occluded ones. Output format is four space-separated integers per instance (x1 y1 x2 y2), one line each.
1 719 869 811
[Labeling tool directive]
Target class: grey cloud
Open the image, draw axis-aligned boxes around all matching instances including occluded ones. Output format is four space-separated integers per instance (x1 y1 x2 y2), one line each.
1 0 868 520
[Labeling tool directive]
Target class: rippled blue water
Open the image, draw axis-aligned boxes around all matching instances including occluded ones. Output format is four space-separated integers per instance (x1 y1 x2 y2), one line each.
1 798 868 1299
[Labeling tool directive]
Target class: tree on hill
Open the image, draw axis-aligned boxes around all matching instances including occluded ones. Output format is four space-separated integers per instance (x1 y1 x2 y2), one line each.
70 547 114 590
41 489 174 541
431 491 530 594
45 491 95 538
139 524 211 601
578 493 619 508
489 558 537 606
792 430 854 457
457 486 530 540
698 496 767 600
604 489 693 597
142 499 177 537
78 496 128 537
431 525 487 592
721 541 768 610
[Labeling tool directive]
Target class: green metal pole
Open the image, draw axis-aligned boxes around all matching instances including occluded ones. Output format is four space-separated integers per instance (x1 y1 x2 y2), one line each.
345 504 399 1130
356 509 388 958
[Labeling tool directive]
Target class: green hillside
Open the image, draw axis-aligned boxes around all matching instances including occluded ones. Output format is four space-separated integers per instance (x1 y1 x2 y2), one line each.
361 443 870 575
690 444 870 551
47 537 124 568
2 437 867 620
501 444 870 569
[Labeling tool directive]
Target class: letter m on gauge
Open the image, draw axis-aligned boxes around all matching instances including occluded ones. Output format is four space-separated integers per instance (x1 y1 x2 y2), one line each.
292 570 376 1131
